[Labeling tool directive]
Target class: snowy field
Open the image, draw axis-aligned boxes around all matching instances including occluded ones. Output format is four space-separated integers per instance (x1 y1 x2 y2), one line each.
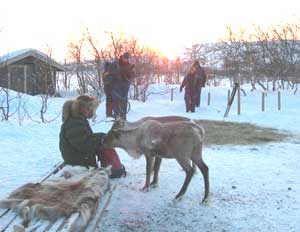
0 83 300 232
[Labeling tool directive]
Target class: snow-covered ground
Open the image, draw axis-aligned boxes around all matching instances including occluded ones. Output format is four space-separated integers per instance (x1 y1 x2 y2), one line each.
1 83 299 232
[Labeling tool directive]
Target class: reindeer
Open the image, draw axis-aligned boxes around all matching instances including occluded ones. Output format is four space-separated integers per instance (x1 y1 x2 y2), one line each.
120 116 191 186
103 117 209 202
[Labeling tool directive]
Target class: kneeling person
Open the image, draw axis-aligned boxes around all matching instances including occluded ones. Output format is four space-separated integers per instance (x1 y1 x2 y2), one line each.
59 95 126 178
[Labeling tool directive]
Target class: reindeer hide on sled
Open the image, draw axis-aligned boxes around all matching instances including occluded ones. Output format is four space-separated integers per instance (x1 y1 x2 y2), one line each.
0 166 111 231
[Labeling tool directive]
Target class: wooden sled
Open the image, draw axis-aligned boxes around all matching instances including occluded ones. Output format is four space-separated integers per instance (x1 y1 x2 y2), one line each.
0 162 116 232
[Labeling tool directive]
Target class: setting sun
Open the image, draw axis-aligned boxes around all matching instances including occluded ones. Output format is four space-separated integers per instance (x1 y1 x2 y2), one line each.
1 0 300 60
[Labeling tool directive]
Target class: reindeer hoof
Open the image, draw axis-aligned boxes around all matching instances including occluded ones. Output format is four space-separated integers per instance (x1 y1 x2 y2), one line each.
150 182 158 188
201 196 209 204
173 195 183 202
140 184 150 192
175 193 183 199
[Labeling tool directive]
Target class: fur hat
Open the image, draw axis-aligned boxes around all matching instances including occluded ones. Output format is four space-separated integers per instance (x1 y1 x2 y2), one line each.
62 100 74 122
62 95 100 122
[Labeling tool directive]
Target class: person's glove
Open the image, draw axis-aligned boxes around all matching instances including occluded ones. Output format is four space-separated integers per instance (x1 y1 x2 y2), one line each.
97 132 106 146
100 136 105 145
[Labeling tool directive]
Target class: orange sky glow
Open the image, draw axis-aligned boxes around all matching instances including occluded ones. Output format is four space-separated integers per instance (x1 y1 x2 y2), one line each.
1 0 300 61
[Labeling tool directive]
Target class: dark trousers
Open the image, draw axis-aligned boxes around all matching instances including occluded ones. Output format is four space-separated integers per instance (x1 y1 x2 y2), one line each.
195 87 202 107
112 79 130 119
184 92 196 112
104 85 113 116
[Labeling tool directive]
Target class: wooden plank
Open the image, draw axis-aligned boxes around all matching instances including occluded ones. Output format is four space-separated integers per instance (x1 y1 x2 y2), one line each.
0 209 10 218
86 183 116 231
45 217 67 232
28 220 51 232
60 213 80 232
0 211 17 232
40 162 65 183
5 217 24 232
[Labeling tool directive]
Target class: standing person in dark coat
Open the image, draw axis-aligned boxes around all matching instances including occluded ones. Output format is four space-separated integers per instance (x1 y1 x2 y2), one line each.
193 61 207 107
180 65 199 112
59 95 126 178
108 52 134 119
102 61 113 117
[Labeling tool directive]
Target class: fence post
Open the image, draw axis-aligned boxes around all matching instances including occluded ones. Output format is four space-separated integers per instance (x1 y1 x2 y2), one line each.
278 91 281 111
261 92 265 112
171 88 174 101
227 89 230 104
237 83 241 115
207 92 211 106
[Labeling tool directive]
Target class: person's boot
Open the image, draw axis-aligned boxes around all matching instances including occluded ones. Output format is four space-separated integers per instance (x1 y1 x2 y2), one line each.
110 165 127 179
119 100 127 119
186 104 190 112
191 105 195 112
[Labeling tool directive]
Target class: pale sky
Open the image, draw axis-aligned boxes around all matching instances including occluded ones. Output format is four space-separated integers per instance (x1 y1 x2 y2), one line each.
1 0 299 61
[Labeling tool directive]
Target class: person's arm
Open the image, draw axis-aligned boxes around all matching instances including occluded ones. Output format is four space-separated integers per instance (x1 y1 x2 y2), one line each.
201 68 207 87
108 61 120 78
180 75 188 92
64 119 103 154
128 64 135 79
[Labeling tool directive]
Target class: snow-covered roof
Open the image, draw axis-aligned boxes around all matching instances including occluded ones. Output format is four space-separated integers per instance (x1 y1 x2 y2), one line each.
0 48 66 71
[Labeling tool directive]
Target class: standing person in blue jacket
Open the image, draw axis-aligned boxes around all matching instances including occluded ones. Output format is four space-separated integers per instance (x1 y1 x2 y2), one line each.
108 52 134 119
102 61 113 117
193 61 207 107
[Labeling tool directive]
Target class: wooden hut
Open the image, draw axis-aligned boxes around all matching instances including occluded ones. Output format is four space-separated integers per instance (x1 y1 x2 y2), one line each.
0 49 65 95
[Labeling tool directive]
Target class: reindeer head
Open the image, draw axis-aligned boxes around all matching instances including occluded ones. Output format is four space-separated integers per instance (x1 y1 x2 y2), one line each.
103 117 141 148
103 117 126 148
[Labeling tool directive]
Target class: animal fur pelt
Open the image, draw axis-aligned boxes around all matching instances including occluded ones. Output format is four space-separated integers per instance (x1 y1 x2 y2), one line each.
62 95 100 122
0 166 111 231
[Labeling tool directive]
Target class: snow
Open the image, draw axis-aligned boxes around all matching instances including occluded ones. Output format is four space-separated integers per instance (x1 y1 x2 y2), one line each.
0 48 33 63
1 83 300 232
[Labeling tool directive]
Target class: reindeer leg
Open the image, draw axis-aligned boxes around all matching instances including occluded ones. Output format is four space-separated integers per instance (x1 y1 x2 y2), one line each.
17 200 32 227
31 204 66 221
193 159 209 202
192 146 210 202
175 158 194 199
150 157 162 187
70 202 95 231
142 154 154 191
0 198 23 209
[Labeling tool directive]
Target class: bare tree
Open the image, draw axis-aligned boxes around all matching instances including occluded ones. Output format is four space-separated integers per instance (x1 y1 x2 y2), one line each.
68 34 88 94
217 20 300 93
0 88 19 120
33 48 59 123
59 59 72 91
